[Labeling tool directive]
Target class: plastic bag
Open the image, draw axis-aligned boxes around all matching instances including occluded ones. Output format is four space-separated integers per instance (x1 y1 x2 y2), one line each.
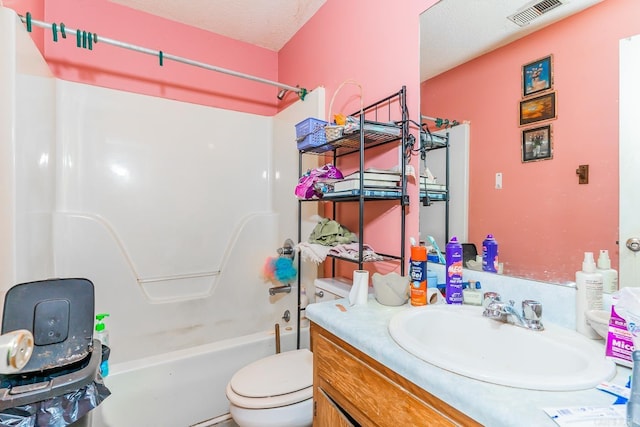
0 379 110 427
616 287 640 348
295 164 343 199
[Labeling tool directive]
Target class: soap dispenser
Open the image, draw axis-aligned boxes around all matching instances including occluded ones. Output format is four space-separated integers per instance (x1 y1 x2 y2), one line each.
95 313 110 377
575 252 603 339
597 249 618 294
463 281 482 306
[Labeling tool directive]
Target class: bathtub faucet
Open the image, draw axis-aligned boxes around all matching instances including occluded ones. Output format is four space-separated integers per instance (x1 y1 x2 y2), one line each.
482 292 544 331
269 284 292 296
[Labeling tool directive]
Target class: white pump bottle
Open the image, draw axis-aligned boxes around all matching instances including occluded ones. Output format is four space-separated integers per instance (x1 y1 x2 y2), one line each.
597 249 618 294
575 252 603 339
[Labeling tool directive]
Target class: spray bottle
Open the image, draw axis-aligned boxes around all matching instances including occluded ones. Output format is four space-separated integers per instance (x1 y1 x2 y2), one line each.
575 252 603 339
95 313 110 377
597 249 618 294
482 234 499 273
410 244 428 306
445 236 463 304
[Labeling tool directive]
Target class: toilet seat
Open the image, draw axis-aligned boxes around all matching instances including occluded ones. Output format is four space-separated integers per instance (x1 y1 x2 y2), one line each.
226 349 313 410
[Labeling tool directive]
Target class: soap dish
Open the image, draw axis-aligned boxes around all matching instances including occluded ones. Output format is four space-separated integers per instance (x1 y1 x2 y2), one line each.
586 309 610 340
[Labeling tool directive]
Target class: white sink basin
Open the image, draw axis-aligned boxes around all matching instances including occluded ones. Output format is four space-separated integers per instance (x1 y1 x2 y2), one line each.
388 304 616 391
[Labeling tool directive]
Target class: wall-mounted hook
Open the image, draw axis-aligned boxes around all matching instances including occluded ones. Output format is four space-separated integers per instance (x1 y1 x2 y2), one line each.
51 23 58 42
576 164 589 184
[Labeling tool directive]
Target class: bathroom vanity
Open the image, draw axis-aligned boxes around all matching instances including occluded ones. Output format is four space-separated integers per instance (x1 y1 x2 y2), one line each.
306 297 631 427
311 322 478 426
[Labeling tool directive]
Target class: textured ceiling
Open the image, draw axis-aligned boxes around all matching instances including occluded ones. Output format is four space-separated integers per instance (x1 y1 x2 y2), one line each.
420 0 603 81
110 0 602 82
110 0 326 51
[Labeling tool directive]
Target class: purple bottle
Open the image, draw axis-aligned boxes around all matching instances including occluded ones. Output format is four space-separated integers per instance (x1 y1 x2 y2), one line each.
482 234 499 273
445 236 463 304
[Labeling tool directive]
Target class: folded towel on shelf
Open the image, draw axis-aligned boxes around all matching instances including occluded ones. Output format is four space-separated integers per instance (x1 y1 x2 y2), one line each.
295 242 332 265
328 243 384 262
308 218 358 246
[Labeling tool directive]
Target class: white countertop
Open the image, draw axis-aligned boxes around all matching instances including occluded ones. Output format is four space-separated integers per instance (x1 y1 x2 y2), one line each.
306 296 630 427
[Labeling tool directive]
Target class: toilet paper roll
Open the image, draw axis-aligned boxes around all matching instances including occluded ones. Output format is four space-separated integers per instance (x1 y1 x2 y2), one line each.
349 270 369 306
428 288 446 305
0 329 34 374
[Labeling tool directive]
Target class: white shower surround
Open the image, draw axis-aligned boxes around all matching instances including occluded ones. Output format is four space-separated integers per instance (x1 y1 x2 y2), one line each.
1 7 323 425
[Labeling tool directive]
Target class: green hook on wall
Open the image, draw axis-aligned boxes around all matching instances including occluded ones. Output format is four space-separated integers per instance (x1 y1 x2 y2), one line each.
52 23 58 42
26 12 32 32
159 51 164 66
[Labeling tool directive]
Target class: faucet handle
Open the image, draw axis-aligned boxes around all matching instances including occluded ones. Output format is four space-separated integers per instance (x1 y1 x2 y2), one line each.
482 291 501 309
523 300 544 329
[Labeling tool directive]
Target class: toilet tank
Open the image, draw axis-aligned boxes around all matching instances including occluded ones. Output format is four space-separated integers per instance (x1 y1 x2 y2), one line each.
313 277 374 303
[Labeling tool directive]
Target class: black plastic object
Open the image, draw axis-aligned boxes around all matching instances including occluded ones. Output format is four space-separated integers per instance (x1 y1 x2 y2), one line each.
2 279 94 373
0 278 110 425
462 243 478 268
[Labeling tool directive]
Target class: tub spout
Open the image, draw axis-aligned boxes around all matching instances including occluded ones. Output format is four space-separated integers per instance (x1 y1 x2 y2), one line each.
269 285 291 296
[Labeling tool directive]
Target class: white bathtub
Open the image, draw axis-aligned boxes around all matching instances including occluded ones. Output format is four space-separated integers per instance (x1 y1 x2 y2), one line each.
91 326 310 427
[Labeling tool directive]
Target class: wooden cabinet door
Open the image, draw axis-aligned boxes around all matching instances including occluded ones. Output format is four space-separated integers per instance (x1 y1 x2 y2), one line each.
314 387 355 427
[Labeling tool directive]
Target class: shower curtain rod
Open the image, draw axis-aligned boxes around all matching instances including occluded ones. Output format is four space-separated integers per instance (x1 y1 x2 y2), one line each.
421 114 464 129
18 13 308 99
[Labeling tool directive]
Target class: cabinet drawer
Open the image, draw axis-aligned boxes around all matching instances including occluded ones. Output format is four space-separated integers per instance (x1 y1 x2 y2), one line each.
315 387 355 427
312 324 479 427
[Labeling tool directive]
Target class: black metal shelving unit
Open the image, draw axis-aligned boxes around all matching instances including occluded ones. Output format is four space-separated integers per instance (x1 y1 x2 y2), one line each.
420 131 450 243
295 87 410 347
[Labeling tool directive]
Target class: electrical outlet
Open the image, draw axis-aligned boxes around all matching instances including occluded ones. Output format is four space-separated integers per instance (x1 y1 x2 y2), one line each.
495 173 503 189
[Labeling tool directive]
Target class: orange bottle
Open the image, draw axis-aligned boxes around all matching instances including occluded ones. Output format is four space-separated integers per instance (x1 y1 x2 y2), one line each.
410 245 428 306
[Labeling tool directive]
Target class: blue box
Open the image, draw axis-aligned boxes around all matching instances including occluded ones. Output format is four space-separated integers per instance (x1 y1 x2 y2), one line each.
295 117 328 151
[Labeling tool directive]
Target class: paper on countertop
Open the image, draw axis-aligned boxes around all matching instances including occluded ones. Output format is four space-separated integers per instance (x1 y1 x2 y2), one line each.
543 405 626 426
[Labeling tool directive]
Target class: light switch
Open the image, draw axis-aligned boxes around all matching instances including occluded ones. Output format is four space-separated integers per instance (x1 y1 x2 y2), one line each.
495 172 503 189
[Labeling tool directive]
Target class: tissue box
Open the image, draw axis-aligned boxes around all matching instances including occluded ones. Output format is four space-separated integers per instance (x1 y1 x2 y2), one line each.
606 298 635 368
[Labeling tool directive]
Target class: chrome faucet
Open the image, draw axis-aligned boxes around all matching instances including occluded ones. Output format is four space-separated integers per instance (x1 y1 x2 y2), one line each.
482 292 544 331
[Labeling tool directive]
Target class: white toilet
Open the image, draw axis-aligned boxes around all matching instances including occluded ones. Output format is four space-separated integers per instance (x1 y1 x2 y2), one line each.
226 349 313 427
226 279 352 427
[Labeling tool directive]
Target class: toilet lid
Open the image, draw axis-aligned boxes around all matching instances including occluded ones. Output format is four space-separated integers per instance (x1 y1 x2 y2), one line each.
230 349 312 398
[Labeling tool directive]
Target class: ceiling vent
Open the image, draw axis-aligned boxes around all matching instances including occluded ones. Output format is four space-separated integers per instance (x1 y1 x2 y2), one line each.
508 0 564 27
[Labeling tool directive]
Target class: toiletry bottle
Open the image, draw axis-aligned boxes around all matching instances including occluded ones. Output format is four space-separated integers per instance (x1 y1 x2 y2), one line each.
597 249 618 294
300 287 309 328
628 350 640 426
410 245 428 306
575 252 603 339
463 281 483 306
445 236 463 304
95 313 110 377
482 234 498 273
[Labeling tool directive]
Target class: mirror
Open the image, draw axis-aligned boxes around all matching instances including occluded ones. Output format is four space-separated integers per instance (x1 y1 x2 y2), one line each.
418 0 627 284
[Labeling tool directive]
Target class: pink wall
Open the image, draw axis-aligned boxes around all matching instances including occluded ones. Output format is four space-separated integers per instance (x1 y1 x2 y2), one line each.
421 0 639 283
6 0 279 115
279 0 437 278
3 0 45 52
4 0 437 278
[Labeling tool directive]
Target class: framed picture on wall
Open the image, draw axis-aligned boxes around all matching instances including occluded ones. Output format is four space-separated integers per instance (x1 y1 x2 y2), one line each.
522 55 553 97
519 92 556 126
522 124 553 163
